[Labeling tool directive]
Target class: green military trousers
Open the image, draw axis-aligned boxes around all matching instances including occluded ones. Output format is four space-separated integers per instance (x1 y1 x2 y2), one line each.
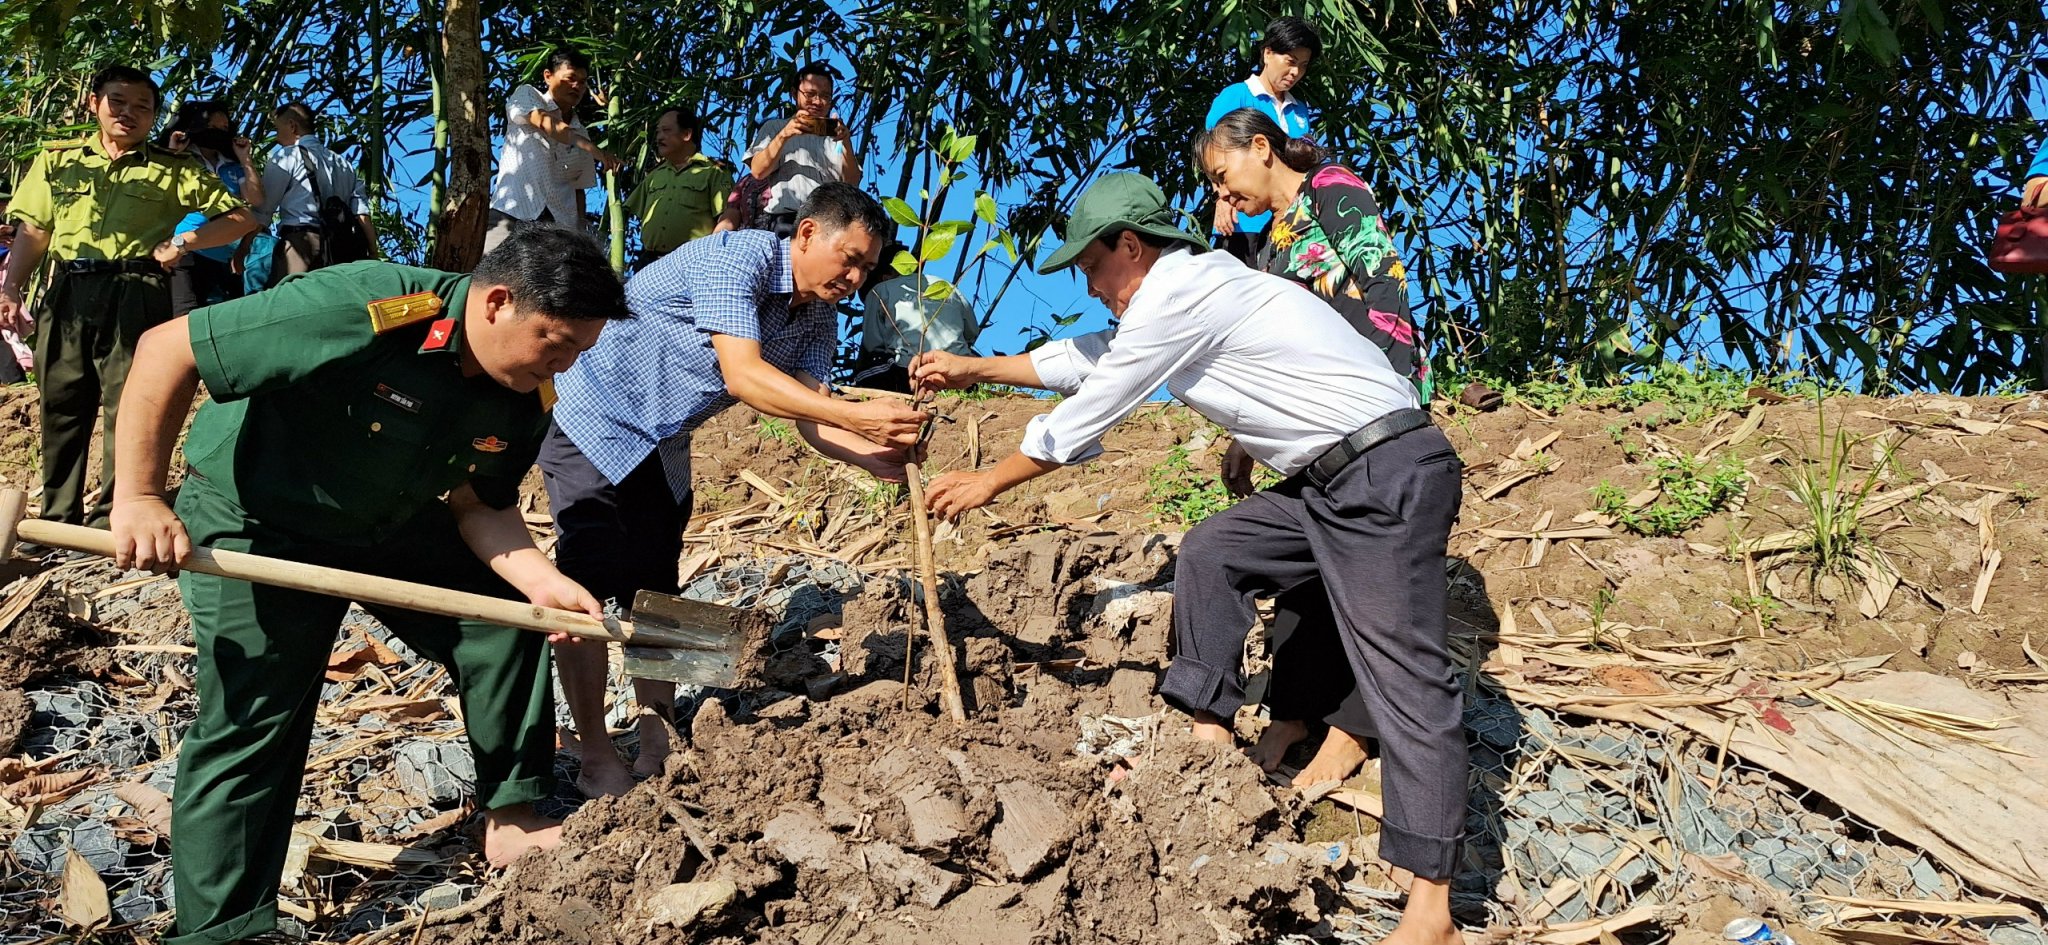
33 268 173 526
165 476 557 945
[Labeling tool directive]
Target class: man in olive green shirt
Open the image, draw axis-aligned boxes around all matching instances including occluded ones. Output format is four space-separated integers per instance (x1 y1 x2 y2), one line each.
626 109 733 266
0 65 256 528
108 225 629 945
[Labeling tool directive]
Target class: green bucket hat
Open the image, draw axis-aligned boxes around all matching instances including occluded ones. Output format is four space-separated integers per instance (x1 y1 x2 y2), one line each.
1036 172 1209 275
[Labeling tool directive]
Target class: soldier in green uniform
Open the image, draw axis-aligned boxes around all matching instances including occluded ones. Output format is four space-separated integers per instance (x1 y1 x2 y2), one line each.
0 65 256 528
107 225 629 945
625 108 733 266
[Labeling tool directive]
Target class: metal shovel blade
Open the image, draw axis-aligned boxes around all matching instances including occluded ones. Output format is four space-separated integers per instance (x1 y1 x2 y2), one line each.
617 590 757 687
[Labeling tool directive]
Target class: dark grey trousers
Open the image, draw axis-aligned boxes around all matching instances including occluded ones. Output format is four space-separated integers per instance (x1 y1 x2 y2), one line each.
1160 424 1467 878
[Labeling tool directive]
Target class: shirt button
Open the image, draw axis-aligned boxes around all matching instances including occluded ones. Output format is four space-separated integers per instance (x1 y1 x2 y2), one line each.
371 422 382 432
467 464 477 472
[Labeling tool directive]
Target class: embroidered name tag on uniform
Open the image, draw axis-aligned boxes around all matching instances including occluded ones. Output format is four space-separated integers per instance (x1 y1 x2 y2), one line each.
473 436 510 453
372 383 422 413
421 318 456 351
367 292 443 334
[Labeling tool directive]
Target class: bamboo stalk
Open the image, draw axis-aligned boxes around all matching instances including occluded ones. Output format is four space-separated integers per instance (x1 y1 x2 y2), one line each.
904 457 968 725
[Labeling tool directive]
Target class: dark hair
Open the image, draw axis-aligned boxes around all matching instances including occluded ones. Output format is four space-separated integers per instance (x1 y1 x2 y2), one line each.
474 225 630 321
1192 107 1326 175
798 182 890 239
272 102 316 135
158 99 229 149
794 61 841 86
544 47 591 74
1260 16 1322 58
90 65 160 108
657 108 703 135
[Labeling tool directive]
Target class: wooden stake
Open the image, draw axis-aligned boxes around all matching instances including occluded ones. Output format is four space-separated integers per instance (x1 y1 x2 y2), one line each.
904 458 968 725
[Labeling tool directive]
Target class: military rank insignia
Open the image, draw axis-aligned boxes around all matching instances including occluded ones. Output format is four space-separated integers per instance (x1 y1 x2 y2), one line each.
366 292 444 334
420 318 456 352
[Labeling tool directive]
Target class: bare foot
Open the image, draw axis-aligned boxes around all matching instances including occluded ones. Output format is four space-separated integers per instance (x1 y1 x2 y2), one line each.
631 718 670 780
1249 719 1308 772
574 756 638 799
1189 711 1234 745
1381 876 1463 945
483 803 563 868
1292 725 1370 788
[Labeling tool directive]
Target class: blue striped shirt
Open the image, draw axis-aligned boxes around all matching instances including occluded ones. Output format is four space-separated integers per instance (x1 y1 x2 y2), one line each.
552 230 836 484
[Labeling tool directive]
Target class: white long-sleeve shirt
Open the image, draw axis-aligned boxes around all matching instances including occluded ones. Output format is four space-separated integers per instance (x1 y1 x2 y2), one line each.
1022 249 1418 477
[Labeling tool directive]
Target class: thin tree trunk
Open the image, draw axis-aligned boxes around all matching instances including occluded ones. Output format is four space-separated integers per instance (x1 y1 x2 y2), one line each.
430 0 489 272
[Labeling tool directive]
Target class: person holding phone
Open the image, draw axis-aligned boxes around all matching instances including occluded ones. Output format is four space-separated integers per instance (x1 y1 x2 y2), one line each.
744 61 861 238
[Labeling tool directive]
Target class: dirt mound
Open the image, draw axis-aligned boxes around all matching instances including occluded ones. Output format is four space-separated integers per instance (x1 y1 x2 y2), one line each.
425 531 1330 945
0 594 111 756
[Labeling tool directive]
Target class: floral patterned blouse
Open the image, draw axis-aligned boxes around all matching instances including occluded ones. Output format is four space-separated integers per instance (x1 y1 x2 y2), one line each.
1258 164 1427 393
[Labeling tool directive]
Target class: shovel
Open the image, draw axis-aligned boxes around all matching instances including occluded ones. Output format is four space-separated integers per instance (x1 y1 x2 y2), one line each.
0 489 756 686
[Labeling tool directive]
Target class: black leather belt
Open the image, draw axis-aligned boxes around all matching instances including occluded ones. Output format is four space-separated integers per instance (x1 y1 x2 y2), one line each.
277 224 321 235
1304 407 1432 489
60 258 162 276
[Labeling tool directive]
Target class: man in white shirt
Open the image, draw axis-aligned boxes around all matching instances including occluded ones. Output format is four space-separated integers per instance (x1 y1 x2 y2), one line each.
743 62 861 238
486 48 621 253
253 102 376 276
911 172 1467 945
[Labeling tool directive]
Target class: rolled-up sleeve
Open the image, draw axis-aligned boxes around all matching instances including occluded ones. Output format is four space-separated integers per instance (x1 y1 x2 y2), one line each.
1026 329 1115 395
1018 317 1213 466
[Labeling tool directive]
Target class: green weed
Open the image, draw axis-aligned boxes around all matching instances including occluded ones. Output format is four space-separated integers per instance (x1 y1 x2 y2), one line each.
1592 453 1746 536
757 416 798 446
1778 401 1905 580
1144 445 1236 525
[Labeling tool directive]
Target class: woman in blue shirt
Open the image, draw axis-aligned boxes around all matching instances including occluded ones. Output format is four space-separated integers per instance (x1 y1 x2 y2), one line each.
1205 16 1320 262
2026 138 2048 208
160 101 265 315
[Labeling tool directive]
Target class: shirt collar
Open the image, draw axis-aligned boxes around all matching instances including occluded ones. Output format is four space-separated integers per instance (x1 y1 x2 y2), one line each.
417 278 474 357
772 238 797 296
1244 75 1295 111
90 136 157 164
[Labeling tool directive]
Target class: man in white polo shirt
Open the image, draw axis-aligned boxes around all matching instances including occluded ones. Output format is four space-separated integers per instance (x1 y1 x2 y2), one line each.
911 172 1467 945
743 61 861 238
486 47 621 253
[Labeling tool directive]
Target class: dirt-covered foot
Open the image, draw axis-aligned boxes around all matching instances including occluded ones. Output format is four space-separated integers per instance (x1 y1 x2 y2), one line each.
1249 718 1308 772
631 717 670 780
573 755 638 799
1379 919 1464 945
483 803 563 868
1291 725 1370 787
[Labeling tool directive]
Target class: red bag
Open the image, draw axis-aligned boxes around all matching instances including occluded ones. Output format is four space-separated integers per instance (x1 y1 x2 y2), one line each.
1988 206 2048 274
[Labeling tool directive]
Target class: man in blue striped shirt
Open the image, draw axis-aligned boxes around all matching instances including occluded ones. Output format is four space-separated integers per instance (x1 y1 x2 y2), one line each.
540 182 923 796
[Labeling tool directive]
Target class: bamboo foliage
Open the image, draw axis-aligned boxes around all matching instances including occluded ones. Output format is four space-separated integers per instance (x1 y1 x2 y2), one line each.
2 1 2044 391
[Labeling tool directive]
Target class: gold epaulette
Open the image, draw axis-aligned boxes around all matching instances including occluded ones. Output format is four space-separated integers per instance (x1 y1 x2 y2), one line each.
366 292 445 334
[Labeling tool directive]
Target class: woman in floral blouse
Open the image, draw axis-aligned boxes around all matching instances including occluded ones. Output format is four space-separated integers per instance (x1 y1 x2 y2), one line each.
1194 107 1427 394
1190 108 1435 796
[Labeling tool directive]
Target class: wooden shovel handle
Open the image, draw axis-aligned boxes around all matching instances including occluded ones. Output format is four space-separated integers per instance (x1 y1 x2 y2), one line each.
12 518 689 648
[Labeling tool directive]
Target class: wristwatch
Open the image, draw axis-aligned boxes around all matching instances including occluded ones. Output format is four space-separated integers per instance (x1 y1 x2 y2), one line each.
170 232 194 253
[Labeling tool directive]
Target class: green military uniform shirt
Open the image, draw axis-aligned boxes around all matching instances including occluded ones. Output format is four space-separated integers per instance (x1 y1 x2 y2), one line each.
183 261 550 544
626 153 733 254
9 137 242 260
